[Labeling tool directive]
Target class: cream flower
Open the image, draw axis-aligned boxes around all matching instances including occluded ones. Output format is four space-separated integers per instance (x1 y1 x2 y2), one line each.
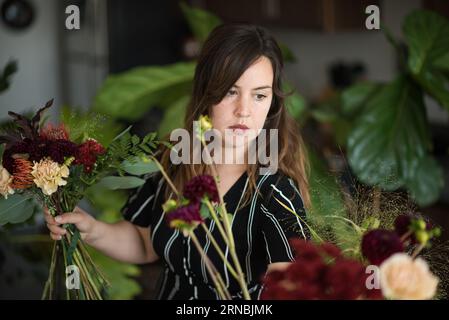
379 253 439 300
31 158 70 195
0 165 15 199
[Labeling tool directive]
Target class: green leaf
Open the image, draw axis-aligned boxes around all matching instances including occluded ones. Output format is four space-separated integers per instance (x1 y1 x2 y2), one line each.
406 155 444 206
285 86 306 121
434 52 449 71
180 2 222 43
279 42 297 63
414 69 449 111
0 194 37 226
93 62 195 121
347 76 432 192
341 82 381 116
87 247 142 300
121 157 159 176
96 176 145 190
0 60 18 94
199 202 211 220
403 10 449 75
157 95 189 138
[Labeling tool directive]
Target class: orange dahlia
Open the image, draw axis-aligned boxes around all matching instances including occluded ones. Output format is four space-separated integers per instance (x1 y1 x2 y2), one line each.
11 158 34 189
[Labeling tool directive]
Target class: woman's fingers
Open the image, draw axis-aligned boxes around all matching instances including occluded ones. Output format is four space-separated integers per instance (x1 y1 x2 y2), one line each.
54 212 84 225
47 223 67 236
50 232 63 241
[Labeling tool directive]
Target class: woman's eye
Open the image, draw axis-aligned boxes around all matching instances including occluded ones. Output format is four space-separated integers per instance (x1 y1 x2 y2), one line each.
227 90 237 96
255 94 267 101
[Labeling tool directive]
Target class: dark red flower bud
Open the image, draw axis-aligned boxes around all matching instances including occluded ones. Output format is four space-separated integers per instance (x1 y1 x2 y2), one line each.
361 229 404 265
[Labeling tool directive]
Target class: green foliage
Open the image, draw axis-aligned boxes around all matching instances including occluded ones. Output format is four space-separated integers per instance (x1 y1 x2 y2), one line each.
93 62 195 121
121 156 159 176
0 60 18 94
60 105 123 146
348 76 431 191
179 1 222 43
0 194 40 226
96 176 146 190
331 9 449 207
157 95 190 138
404 10 449 111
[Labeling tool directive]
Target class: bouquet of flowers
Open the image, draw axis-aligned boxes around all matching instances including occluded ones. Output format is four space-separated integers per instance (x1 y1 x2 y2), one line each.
261 196 446 300
0 100 163 299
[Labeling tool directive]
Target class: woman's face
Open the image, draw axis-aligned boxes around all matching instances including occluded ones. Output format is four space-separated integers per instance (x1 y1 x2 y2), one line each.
211 55 274 150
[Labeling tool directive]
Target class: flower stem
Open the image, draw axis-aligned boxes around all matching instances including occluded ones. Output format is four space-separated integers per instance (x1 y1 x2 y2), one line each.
189 230 230 300
200 223 239 280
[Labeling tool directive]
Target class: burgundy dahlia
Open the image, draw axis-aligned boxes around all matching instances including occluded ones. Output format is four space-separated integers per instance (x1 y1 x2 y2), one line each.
361 229 404 265
183 174 219 203
74 139 106 173
394 214 412 238
46 139 78 164
166 202 203 229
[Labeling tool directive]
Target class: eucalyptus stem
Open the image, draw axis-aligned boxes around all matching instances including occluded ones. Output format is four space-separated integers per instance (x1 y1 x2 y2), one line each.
150 156 180 197
204 200 230 243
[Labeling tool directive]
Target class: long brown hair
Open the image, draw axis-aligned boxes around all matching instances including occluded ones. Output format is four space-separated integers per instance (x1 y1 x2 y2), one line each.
159 23 310 208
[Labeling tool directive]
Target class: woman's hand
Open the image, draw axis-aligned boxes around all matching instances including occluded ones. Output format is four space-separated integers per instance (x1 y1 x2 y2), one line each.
44 206 97 243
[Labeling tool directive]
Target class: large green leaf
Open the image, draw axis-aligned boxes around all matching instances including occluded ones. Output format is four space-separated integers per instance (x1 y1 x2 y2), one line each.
96 176 146 190
121 157 159 176
93 62 195 121
0 194 37 226
414 68 449 111
341 82 381 117
403 10 449 75
157 95 189 138
347 76 431 192
406 155 444 206
180 2 222 43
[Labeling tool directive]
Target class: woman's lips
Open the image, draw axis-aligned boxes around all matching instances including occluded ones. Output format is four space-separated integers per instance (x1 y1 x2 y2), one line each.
228 124 249 130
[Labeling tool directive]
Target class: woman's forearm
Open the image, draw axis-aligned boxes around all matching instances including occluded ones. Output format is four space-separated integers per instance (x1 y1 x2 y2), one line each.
85 220 157 264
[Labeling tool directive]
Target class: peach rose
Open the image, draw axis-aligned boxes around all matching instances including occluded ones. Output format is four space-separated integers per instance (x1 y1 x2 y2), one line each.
379 253 438 300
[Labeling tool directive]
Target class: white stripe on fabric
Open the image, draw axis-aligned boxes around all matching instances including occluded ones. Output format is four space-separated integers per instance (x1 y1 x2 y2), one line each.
261 204 295 261
270 183 307 239
262 231 272 264
201 220 215 283
130 194 154 222
164 229 180 272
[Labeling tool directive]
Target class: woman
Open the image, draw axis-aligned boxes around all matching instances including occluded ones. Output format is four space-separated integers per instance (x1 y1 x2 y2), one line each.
45 23 310 299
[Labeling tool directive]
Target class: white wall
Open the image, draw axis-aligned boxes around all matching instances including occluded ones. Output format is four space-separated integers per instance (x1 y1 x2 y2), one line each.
0 0 60 120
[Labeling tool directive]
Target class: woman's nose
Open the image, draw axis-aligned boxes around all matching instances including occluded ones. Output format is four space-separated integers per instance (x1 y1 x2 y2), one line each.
235 96 251 118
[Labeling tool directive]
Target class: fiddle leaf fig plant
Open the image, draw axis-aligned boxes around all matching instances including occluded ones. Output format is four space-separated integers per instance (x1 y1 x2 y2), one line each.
345 10 448 206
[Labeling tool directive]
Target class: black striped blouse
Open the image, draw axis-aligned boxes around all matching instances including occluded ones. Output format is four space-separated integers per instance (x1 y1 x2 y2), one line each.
121 171 309 300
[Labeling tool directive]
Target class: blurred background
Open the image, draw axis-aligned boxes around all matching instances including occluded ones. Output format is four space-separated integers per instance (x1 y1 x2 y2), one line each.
1 0 448 299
